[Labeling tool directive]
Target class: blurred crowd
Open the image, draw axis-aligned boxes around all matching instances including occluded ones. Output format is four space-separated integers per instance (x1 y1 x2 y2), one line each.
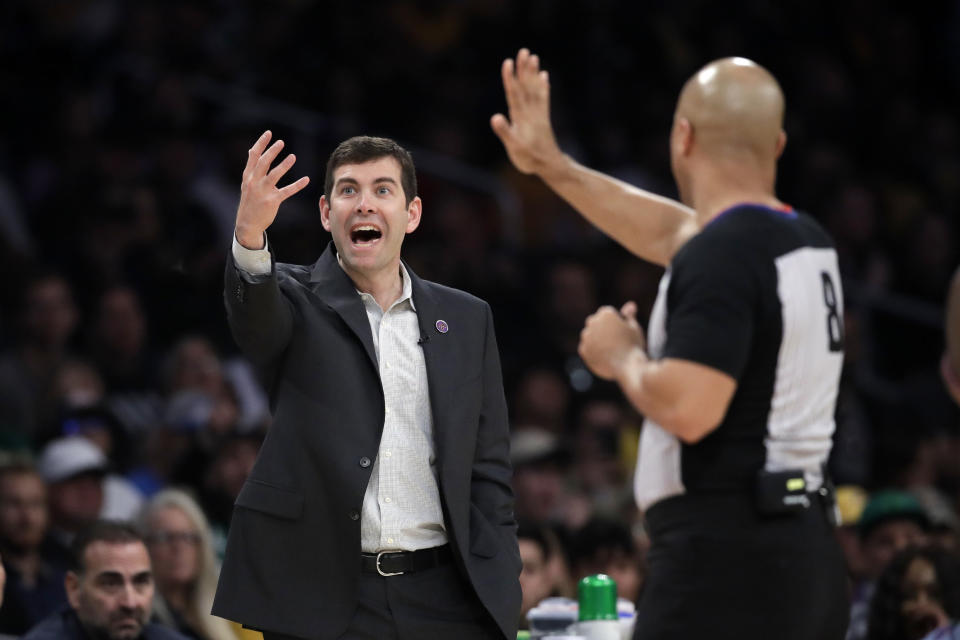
0 0 959 638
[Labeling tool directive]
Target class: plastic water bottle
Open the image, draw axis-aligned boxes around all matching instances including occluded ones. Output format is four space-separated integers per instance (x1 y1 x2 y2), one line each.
575 574 620 640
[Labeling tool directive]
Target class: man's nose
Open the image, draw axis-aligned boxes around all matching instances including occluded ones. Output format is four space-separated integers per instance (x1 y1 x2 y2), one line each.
356 191 376 213
118 582 139 607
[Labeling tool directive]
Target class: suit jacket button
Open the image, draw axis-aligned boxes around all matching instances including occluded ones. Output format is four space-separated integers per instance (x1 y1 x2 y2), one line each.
359 457 371 468
348 510 360 521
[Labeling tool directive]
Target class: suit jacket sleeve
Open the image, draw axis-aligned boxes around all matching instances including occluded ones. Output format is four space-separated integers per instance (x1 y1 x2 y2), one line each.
223 250 296 365
472 302 518 538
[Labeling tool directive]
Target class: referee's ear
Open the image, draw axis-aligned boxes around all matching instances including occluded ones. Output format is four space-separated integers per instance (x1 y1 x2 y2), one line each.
775 130 787 159
672 116 694 158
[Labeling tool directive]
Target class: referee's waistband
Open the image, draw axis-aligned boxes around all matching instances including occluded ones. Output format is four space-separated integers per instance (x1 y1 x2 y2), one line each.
360 544 452 577
644 489 835 539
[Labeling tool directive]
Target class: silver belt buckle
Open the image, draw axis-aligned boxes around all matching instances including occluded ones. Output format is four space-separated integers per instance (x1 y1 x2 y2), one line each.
376 551 404 577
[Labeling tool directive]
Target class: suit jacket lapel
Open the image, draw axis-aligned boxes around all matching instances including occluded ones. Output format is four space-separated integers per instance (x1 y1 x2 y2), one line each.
408 265 456 461
308 243 379 372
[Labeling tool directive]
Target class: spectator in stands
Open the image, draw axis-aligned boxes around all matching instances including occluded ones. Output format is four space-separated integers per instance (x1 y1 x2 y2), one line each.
0 462 69 635
37 437 142 553
849 491 932 640
572 400 630 511
868 546 960 640
517 522 557 629
835 485 871 584
568 517 643 603
511 427 576 525
88 285 156 394
512 367 571 435
51 360 105 415
140 489 234 640
163 337 226 401
58 406 136 479
193 432 262 559
23 520 188 639
0 273 79 442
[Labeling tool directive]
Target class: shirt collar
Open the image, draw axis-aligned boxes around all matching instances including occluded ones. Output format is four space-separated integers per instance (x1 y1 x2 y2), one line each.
338 254 416 312
397 262 416 311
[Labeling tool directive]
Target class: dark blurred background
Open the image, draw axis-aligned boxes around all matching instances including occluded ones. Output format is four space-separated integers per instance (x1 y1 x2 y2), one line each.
0 0 958 634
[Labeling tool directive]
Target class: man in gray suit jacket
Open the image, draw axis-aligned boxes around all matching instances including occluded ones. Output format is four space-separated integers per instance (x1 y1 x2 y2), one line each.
211 132 521 640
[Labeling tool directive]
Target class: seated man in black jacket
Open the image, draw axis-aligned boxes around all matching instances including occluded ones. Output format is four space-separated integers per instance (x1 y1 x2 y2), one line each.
23 520 188 640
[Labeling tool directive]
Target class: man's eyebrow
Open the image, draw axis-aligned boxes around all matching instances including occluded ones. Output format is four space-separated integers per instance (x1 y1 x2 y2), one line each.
94 571 124 581
334 176 398 187
133 570 152 581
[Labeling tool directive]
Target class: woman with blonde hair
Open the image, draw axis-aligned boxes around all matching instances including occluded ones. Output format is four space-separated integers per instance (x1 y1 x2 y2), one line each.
140 488 245 640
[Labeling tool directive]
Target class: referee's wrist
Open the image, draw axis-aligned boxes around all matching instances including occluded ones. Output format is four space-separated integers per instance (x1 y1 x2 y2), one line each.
615 346 648 384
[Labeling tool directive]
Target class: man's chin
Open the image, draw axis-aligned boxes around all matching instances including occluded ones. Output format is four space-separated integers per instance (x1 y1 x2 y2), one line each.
109 621 144 640
341 251 392 277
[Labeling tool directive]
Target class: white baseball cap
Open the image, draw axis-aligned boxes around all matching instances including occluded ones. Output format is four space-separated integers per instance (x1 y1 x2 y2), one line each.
37 436 109 484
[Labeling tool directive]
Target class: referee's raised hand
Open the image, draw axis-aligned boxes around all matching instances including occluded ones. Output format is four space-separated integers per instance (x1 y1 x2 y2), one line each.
235 130 310 250
490 48 565 177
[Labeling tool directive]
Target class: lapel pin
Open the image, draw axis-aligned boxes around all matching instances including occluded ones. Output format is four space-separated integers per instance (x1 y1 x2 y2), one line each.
435 319 449 334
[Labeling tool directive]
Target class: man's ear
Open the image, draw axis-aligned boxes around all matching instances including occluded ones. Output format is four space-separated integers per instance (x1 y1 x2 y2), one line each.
319 195 331 232
775 130 787 159
65 571 81 610
405 197 422 234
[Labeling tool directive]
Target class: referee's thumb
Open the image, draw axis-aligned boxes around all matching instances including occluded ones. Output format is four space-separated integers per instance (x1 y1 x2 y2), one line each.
620 301 638 325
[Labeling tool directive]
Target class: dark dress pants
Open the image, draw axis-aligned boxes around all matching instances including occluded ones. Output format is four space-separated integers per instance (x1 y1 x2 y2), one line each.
263 562 501 640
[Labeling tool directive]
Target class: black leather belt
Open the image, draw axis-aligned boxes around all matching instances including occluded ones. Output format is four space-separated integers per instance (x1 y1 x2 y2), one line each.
360 544 452 576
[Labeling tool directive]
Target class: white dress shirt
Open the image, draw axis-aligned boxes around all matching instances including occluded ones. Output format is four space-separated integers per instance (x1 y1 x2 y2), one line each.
233 236 447 552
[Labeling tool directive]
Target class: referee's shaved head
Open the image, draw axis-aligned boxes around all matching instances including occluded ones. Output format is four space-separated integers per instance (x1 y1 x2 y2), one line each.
669 57 787 208
676 57 785 161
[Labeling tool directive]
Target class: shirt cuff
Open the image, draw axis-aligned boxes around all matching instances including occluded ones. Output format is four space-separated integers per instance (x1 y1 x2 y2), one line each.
232 233 272 275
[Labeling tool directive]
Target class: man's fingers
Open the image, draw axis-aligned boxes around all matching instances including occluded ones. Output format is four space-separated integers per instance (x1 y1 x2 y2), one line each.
278 175 310 200
538 70 551 102
243 130 272 180
515 49 532 100
502 58 520 117
267 153 298 186
517 51 548 108
517 48 530 74
519 50 539 85
255 139 285 177
490 113 513 144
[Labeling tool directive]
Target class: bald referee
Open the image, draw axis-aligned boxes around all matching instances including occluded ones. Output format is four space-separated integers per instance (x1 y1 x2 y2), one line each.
493 50 848 639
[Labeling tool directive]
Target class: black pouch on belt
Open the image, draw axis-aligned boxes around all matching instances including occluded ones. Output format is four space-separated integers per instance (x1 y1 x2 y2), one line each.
755 468 811 515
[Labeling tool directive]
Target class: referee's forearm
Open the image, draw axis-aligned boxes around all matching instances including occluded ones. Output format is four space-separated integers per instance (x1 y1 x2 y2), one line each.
615 349 672 425
616 352 725 444
539 155 694 267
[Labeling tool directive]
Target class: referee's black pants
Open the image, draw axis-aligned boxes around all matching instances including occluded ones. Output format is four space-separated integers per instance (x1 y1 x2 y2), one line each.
633 492 849 640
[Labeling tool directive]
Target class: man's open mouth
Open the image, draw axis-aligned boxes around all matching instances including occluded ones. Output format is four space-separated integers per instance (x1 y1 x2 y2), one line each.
350 224 383 245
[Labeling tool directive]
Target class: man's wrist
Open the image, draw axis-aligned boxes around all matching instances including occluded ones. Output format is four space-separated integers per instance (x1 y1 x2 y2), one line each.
235 225 266 250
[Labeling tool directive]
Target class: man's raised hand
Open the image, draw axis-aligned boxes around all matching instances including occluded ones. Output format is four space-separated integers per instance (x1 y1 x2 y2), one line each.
235 130 310 249
491 48 565 176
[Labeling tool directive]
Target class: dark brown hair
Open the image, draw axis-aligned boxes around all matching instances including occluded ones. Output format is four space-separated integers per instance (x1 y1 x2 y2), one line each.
324 136 417 206
70 520 145 573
